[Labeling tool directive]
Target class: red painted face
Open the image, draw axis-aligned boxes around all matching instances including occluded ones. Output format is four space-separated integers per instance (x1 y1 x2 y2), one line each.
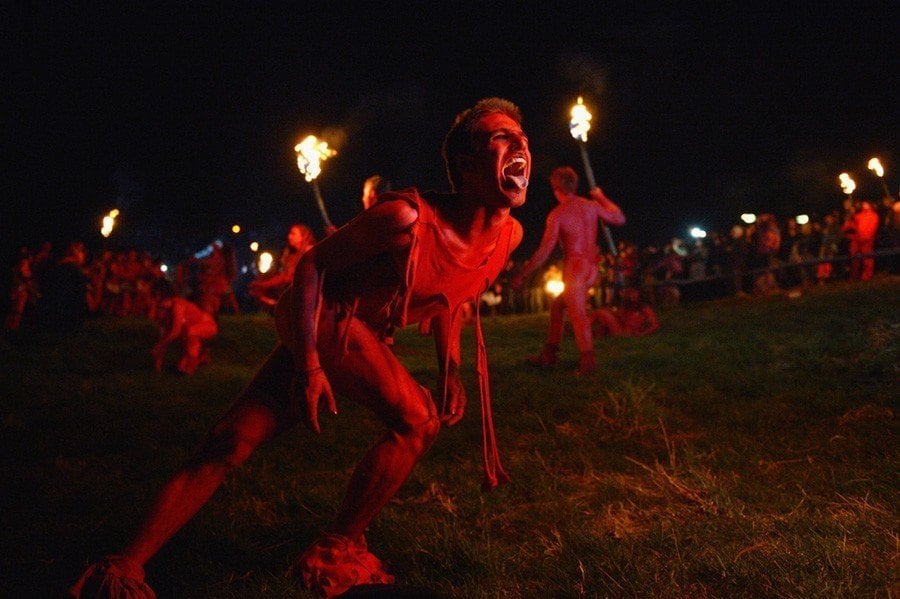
287 226 311 250
473 112 531 208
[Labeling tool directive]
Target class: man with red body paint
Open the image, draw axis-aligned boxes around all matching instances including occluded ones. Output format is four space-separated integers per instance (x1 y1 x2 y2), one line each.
842 200 880 281
248 223 316 309
69 97 529 598
511 166 625 375
150 280 218 375
590 286 660 338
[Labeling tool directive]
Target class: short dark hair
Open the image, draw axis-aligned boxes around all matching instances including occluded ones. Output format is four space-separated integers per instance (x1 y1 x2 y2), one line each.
550 167 579 194
364 174 391 194
442 97 523 191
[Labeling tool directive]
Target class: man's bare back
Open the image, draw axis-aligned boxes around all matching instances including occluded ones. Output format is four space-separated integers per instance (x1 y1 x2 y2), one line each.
512 166 625 375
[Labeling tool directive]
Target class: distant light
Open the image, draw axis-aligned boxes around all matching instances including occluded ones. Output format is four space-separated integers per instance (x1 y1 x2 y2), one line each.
258 251 274 274
241 265 248 274
249 241 259 252
545 279 565 297
231 224 241 234
193 244 213 259
795 214 809 225
160 264 169 273
689 227 707 239
740 213 757 224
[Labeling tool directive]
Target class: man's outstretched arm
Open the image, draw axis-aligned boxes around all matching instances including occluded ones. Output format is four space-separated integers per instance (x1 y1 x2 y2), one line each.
511 211 560 288
589 187 626 226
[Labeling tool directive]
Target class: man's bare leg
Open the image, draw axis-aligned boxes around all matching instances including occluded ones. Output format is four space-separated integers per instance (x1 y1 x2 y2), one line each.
564 281 596 375
528 294 564 367
69 353 287 597
292 317 440 594
122 402 278 565
321 318 441 540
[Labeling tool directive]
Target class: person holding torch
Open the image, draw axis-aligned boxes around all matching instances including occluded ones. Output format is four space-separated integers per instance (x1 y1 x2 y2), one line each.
511 166 625 376
69 97 528 598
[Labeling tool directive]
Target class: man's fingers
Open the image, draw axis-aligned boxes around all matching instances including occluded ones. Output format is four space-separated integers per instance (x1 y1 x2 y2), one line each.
445 411 463 426
324 385 338 416
306 408 321 434
305 392 321 434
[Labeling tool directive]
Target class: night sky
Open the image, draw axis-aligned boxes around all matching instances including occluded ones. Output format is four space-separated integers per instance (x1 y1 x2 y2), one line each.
4 3 897 263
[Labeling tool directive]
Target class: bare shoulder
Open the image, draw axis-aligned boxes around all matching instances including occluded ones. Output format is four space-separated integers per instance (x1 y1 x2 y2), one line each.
509 216 524 247
312 194 421 266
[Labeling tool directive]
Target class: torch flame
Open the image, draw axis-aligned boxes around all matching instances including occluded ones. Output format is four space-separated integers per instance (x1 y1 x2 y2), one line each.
294 135 336 182
100 208 119 238
838 172 856 195
569 96 592 142
867 158 884 178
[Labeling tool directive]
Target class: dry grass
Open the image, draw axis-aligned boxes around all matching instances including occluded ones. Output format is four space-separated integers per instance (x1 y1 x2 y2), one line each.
1 276 897 597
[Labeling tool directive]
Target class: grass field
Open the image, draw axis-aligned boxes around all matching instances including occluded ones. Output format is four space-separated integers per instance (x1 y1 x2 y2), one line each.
2 277 898 597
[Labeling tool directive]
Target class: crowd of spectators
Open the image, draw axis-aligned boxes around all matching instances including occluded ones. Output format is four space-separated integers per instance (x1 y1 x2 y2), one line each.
1 239 241 339
493 196 899 314
4 197 899 340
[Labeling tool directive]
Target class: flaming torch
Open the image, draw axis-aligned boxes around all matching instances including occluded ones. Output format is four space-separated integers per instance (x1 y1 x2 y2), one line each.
867 157 891 197
570 96 622 287
839 172 857 215
569 97 617 259
294 135 336 230
839 172 856 198
100 208 119 238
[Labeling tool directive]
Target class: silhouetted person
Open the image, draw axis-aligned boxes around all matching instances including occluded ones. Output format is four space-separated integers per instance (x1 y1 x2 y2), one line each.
33 241 88 337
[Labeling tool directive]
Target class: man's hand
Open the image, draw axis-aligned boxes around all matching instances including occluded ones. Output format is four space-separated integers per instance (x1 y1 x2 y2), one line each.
589 186 608 201
290 368 338 434
437 370 467 426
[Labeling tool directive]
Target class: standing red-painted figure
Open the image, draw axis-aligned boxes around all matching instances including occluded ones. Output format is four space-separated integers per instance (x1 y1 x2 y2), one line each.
196 240 240 315
510 166 625 375
248 223 316 309
69 97 528 598
842 200 880 281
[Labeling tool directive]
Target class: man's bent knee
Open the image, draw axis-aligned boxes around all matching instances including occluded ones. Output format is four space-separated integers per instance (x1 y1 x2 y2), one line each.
396 414 441 457
194 427 261 469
